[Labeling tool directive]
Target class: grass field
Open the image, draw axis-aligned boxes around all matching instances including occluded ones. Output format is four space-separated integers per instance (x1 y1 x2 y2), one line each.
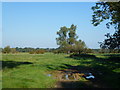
1 53 120 88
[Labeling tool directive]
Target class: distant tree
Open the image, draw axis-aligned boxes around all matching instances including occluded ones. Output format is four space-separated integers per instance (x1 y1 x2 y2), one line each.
56 26 68 48
2 46 11 53
15 47 35 52
0 48 2 53
91 1 120 50
56 24 79 48
29 49 45 54
11 48 17 53
29 50 35 54
68 24 78 45
73 40 87 54
35 49 45 54
56 24 87 54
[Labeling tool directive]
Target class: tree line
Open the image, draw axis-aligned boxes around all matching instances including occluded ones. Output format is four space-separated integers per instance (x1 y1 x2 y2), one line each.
1 46 55 54
1 45 119 54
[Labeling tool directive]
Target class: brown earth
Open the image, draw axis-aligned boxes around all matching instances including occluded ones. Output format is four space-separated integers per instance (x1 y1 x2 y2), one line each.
47 69 103 88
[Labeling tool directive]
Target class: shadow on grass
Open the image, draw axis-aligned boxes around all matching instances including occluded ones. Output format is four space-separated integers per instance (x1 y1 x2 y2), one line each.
69 53 120 62
69 54 97 60
0 61 33 69
66 54 120 88
46 54 120 88
57 81 95 88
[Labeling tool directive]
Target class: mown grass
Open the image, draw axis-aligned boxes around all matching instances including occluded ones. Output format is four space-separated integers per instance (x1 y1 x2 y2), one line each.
1 53 120 88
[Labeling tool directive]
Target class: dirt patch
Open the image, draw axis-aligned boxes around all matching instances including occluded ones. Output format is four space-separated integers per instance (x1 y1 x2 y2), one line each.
48 69 85 81
46 69 103 88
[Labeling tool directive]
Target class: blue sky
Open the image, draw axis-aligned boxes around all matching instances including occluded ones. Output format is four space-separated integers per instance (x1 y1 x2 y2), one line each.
2 0 99 2
0 2 2 48
2 2 115 49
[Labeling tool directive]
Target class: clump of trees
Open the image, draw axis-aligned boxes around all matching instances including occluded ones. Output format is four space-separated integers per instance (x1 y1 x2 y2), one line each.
2 46 17 54
15 47 46 54
56 24 91 54
2 46 46 54
15 47 35 52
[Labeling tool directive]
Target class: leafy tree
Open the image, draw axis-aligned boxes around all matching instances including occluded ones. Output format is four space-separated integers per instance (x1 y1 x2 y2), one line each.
56 26 68 48
56 24 78 48
29 50 36 54
92 1 120 29
73 40 87 54
15 47 35 52
29 49 45 54
11 48 17 53
2 46 11 53
56 24 87 54
68 24 78 45
91 1 120 50
35 49 45 54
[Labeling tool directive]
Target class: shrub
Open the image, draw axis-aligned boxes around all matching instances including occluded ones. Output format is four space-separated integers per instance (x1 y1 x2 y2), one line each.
2 46 11 53
29 49 45 54
84 48 93 53
11 48 17 54
36 50 45 54
29 50 36 54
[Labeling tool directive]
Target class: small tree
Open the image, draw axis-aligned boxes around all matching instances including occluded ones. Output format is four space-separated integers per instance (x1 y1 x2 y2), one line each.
11 48 17 54
29 50 36 54
2 46 11 53
72 40 87 54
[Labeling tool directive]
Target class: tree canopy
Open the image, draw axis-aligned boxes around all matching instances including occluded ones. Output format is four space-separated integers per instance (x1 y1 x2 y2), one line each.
91 1 120 50
56 24 87 54
92 1 120 29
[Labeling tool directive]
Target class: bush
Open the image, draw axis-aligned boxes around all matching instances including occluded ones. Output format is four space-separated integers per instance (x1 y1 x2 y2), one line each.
29 50 36 54
35 50 45 54
84 48 93 53
2 46 17 54
52 50 63 54
52 50 59 54
11 48 17 54
2 46 11 53
29 49 45 54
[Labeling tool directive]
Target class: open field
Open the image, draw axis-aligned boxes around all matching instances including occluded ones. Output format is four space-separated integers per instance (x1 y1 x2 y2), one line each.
1 53 120 88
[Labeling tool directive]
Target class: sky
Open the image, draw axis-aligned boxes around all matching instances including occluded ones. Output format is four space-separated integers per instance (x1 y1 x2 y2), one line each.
1 0 99 2
2 2 115 49
0 2 2 47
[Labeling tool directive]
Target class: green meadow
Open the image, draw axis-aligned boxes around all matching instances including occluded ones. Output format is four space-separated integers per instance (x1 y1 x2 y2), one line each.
1 53 120 88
